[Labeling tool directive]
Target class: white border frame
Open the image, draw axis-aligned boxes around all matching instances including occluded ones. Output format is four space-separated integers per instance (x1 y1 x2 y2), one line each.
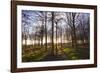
17 5 94 68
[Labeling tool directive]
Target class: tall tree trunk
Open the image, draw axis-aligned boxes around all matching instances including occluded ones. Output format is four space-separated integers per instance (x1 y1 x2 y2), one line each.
73 28 77 48
32 39 34 46
41 21 44 50
71 30 74 47
45 12 47 51
72 14 77 48
38 36 40 46
61 28 63 49
55 23 57 55
24 27 27 49
39 37 41 46
51 12 54 55
25 34 27 48
34 33 36 48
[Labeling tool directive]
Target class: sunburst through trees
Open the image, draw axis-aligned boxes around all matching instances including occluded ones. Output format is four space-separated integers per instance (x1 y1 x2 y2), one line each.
22 10 90 62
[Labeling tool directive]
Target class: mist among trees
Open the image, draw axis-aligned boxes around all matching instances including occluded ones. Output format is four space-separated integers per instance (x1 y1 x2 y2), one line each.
22 10 90 62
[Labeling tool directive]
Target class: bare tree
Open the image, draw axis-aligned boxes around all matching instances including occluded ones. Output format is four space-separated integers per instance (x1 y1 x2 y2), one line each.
65 12 80 48
77 13 90 44
22 11 32 47
51 12 55 55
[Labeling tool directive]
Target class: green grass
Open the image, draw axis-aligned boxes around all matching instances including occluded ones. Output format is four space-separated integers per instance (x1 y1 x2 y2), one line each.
63 48 79 60
63 47 89 60
22 44 90 62
22 50 48 62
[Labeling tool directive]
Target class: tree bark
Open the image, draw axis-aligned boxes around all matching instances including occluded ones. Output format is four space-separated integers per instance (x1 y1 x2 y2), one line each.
41 21 44 50
45 12 47 51
55 22 58 55
51 12 54 55
72 13 77 48
61 28 63 49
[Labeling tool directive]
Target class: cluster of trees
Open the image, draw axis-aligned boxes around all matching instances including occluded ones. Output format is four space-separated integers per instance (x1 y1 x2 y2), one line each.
22 10 90 55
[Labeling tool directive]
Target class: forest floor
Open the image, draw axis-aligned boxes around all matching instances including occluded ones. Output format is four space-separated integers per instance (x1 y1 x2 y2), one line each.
22 43 90 62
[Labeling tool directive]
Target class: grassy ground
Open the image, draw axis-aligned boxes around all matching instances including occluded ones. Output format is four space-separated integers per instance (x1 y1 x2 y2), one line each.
22 43 90 62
